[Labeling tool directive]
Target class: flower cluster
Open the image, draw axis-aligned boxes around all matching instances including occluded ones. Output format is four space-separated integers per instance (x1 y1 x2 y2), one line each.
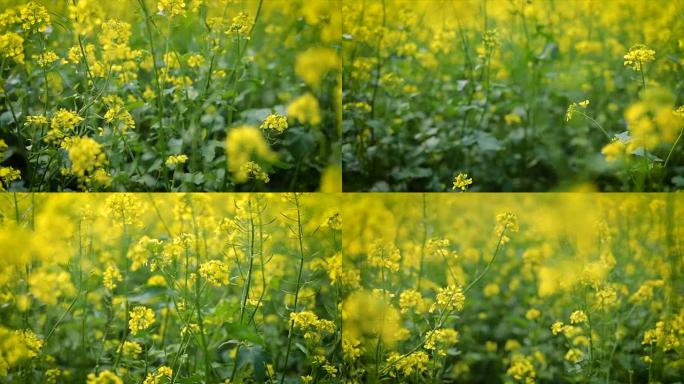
129 306 155 335
198 260 229 287
623 44 656 71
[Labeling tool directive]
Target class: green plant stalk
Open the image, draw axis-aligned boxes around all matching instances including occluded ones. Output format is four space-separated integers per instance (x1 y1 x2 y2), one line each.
663 127 683 168
577 111 611 140
279 194 307 384
382 225 508 375
230 198 257 382
417 193 428 289
137 0 166 158
113 218 130 370
583 287 594 378
190 201 214 381
247 197 267 325
369 0 387 127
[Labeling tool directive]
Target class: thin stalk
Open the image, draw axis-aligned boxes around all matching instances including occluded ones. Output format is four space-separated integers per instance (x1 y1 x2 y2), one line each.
417 193 428 289
663 127 683 168
577 111 611 140
383 224 509 375
137 0 166 157
229 198 257 382
279 194 307 384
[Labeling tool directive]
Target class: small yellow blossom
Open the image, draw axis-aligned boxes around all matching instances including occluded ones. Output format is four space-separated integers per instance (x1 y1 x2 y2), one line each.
525 308 541 321
129 306 155 335
165 154 188 168
157 0 186 18
260 113 288 134
86 370 123 384
198 260 229 287
452 172 473 191
225 126 277 183
624 44 655 71
287 93 321 125
569 310 588 324
103 265 122 291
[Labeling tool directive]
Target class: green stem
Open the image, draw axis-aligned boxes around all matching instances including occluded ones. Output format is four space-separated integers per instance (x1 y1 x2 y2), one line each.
663 127 683 168
279 194 307 384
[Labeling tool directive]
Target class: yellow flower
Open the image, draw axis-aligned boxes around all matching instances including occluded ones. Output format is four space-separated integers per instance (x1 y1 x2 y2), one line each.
17 329 43 358
260 113 288 134
624 86 682 150
147 275 167 287
87 370 123 384
399 289 425 314
165 154 188 168
143 366 173 384
506 354 536 383
0 166 21 191
198 260 229 287
157 0 186 18
227 12 251 35
239 161 270 183
452 172 473 191
424 328 459 356
33 50 59 68
290 311 335 344
104 105 135 132
29 269 76 306
504 113 522 125
19 1 50 33
24 115 48 127
129 306 155 335
61 136 111 189
106 194 145 227
564 348 584 363
551 321 564 335
128 236 163 271
526 308 541 321
601 139 627 162
187 54 204 68
624 44 655 71
386 351 429 378
225 126 277 183
595 286 618 310
294 48 340 88
430 285 465 313
47 109 83 142
483 283 500 297
103 265 122 291
287 93 321 126
496 211 519 243
569 310 588 324
118 341 142 359
342 290 406 348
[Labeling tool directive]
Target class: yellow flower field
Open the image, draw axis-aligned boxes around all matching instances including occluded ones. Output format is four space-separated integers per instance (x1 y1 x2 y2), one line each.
0 193 341 383
341 193 683 382
342 0 684 191
0 0 341 192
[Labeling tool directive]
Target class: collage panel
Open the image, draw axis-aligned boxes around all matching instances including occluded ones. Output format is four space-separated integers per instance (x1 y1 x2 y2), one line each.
0 193 341 383
0 1 682 383
341 193 683 382
342 0 684 192
0 0 341 192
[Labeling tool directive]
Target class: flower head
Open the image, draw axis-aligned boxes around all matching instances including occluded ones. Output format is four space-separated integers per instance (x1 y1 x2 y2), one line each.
260 113 288 134
624 44 655 71
129 306 155 335
199 260 229 287
452 172 473 191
